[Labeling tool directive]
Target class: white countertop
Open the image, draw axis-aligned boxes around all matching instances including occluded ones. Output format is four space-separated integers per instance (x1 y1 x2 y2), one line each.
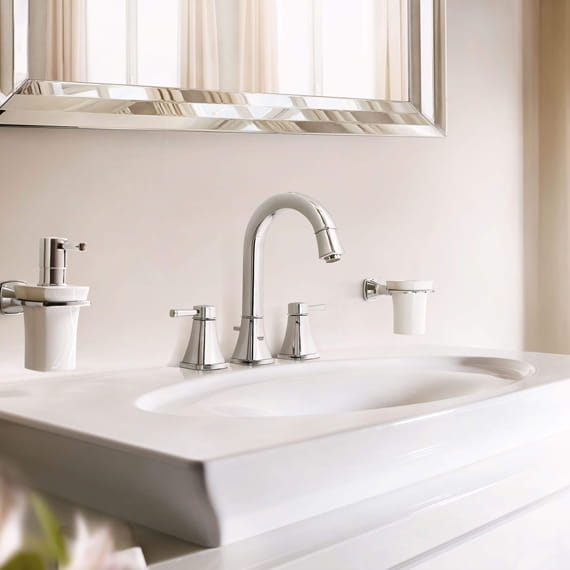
1 345 568 464
4 344 570 566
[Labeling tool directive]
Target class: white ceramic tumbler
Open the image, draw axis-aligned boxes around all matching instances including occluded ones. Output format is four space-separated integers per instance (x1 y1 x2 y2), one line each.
23 305 81 371
387 280 433 335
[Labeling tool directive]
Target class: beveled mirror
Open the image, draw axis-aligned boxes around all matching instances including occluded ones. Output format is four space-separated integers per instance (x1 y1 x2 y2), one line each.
0 0 445 135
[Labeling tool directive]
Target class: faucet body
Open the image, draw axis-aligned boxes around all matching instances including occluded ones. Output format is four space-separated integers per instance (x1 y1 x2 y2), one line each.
232 193 343 365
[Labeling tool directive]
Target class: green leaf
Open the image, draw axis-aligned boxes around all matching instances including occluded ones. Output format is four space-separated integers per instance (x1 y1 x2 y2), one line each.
29 495 68 566
0 551 46 570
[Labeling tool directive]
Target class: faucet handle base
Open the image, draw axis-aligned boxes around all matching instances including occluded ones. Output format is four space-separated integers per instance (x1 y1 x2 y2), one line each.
180 361 228 371
277 301 323 361
230 357 274 366
277 352 320 361
231 316 274 366
171 305 228 371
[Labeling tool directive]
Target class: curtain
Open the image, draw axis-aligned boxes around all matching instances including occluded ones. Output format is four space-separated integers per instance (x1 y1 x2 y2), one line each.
374 0 408 101
180 0 220 90
44 0 86 82
538 0 570 352
238 0 277 93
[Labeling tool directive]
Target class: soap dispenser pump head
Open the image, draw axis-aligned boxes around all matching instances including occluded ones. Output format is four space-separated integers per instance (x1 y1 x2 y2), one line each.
38 237 86 286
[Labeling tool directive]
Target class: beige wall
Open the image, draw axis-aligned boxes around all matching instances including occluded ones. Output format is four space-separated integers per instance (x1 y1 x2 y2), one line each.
537 0 570 354
0 0 537 371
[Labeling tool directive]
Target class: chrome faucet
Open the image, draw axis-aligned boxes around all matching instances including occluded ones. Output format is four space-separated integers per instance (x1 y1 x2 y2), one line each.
232 193 344 366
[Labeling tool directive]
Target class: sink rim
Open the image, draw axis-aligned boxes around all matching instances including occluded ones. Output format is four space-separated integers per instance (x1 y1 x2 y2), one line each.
0 347 564 466
136 355 536 419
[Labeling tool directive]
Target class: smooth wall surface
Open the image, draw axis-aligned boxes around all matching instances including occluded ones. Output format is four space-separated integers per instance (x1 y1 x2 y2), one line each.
0 0 536 372
537 0 570 354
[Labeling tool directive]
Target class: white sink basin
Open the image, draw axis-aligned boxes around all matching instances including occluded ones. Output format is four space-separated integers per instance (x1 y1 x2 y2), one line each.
1 348 570 548
139 357 531 418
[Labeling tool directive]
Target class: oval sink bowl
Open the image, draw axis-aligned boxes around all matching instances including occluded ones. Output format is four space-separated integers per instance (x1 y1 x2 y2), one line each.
138 356 534 418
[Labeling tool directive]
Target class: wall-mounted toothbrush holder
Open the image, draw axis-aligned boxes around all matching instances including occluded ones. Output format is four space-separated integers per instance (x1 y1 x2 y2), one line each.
363 279 434 335
0 237 90 372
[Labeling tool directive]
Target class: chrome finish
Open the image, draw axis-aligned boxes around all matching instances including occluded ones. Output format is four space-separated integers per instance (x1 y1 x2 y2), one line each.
39 237 86 286
58 241 87 251
0 81 442 136
20 300 90 307
363 279 389 301
170 309 198 318
170 305 227 371
0 1 15 106
0 1 446 137
1 236 87 316
433 0 447 133
0 281 25 315
0 0 28 107
363 278 434 301
278 303 326 361
232 193 343 366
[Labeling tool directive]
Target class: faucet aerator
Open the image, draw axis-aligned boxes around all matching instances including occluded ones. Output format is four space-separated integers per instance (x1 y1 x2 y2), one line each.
316 227 344 262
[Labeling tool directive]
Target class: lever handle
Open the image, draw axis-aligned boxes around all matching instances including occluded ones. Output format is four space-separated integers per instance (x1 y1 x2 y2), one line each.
169 305 217 320
58 241 86 252
170 309 199 318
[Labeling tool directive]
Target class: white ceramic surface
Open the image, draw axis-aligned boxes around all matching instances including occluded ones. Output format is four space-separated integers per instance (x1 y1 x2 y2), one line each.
147 429 570 569
14 284 90 372
386 280 433 291
139 356 529 417
384 281 433 335
23 305 80 371
0 348 569 548
14 284 89 302
392 290 429 334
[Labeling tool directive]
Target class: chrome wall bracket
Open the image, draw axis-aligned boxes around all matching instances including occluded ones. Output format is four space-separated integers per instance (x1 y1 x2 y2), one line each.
362 279 388 300
362 278 434 300
0 281 26 315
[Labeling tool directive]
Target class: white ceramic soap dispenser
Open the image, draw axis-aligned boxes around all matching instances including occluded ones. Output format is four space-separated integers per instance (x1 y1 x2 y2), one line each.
0 237 89 371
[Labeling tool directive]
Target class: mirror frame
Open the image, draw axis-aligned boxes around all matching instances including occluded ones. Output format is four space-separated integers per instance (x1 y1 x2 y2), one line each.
0 0 446 136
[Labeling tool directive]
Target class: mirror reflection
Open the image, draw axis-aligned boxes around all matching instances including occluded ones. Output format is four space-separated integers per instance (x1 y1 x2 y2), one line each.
30 0 409 101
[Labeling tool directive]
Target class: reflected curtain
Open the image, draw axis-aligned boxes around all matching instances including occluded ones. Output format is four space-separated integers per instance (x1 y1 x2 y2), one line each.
238 0 277 93
0 0 13 97
180 0 220 90
538 1 570 352
44 0 86 82
374 0 408 100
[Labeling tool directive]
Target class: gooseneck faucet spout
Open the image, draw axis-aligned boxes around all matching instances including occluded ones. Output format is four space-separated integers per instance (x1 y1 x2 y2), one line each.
231 193 344 365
